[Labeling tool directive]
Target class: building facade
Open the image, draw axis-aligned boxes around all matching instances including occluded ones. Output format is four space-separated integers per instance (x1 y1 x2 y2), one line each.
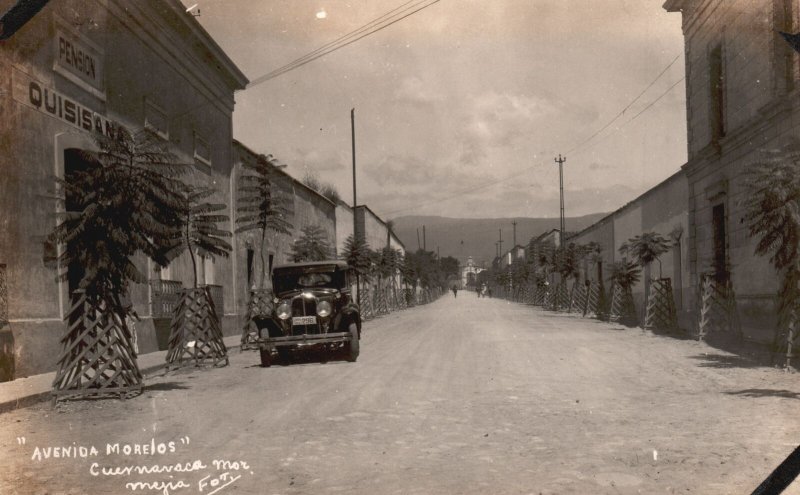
460 256 484 287
231 141 337 314
664 0 799 341
0 0 248 379
569 171 691 326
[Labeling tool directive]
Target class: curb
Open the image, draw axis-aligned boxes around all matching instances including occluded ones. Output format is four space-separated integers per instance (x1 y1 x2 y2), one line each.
0 343 243 415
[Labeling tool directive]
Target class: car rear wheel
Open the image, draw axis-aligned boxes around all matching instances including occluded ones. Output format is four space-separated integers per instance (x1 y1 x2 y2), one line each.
347 323 359 362
260 348 272 367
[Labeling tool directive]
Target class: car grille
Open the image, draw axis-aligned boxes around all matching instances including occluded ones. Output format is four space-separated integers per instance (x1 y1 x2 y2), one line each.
291 295 320 335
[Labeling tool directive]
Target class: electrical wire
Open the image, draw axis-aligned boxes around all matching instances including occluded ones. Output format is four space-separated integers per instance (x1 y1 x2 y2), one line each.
166 0 440 123
565 54 682 155
248 0 442 87
382 61 686 218
569 76 685 157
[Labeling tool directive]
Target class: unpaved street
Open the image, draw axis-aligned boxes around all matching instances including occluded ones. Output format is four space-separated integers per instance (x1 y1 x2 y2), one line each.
2 293 799 494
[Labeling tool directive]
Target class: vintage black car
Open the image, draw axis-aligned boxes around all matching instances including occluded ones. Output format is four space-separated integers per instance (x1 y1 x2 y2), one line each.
256 260 361 367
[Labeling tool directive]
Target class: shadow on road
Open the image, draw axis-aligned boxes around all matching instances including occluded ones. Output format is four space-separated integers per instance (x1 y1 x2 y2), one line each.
724 388 800 400
725 388 800 400
690 353 770 369
145 381 191 392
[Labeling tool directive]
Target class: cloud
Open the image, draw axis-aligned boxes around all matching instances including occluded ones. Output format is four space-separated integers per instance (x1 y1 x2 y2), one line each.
462 91 559 148
392 76 443 105
588 161 614 171
290 148 347 174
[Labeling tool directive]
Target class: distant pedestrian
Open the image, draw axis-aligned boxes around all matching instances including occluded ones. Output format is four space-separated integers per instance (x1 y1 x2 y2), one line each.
452 285 458 298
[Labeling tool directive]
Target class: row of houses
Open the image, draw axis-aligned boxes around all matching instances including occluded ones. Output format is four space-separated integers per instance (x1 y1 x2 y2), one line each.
0 0 403 380
494 0 798 348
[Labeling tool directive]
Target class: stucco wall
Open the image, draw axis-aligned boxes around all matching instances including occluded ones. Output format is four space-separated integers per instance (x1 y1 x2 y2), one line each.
0 0 245 377
667 0 800 343
570 172 690 326
335 202 354 258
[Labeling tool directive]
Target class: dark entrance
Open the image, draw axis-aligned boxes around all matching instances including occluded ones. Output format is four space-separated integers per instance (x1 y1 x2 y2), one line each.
712 203 728 283
64 148 94 296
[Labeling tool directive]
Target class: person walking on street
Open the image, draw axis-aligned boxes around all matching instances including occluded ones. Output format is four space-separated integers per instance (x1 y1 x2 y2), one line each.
452 285 458 298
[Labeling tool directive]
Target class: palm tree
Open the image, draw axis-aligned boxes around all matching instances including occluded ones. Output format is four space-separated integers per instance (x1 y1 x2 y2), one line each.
47 127 187 397
609 259 641 325
48 127 186 317
162 186 231 369
625 231 671 311
626 232 671 279
342 234 371 279
236 154 292 289
742 142 800 364
165 186 232 288
290 225 333 262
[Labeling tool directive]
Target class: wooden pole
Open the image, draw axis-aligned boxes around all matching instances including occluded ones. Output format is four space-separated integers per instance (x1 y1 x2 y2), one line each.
352 108 360 308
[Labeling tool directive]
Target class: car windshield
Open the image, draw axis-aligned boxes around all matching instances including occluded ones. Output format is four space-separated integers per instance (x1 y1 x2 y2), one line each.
272 266 346 295
298 273 331 287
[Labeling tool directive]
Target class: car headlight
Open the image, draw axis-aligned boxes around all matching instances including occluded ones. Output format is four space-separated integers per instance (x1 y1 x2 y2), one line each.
276 302 291 320
317 300 332 318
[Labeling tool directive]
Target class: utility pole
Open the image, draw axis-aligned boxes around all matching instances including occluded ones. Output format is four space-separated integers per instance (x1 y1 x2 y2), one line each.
512 220 517 248
555 154 566 247
423 225 427 251
416 228 421 250
352 108 360 307
498 229 503 258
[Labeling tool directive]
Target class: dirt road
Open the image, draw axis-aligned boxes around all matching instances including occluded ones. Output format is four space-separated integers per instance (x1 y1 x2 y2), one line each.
2 293 799 494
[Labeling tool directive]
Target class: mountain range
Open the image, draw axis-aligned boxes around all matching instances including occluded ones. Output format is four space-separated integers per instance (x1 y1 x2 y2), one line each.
390 213 608 268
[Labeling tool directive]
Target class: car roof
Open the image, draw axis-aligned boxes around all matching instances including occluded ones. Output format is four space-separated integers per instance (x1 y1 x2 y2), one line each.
272 260 349 271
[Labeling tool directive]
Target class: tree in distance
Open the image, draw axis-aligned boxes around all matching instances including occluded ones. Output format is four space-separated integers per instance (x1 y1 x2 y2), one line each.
236 154 292 289
290 225 333 262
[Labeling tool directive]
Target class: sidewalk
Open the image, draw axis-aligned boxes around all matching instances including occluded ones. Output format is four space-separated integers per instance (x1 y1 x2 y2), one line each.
0 334 242 414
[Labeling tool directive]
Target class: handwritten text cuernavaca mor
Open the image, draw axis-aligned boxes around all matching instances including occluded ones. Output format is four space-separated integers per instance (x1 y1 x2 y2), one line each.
19 435 253 495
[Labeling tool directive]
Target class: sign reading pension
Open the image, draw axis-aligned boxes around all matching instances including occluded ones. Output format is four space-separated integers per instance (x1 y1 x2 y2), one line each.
54 27 104 92
12 67 118 137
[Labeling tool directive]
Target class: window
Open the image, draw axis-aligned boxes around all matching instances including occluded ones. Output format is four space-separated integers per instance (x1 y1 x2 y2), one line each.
194 132 212 167
204 255 215 285
144 98 168 140
246 248 254 288
709 44 726 143
778 0 797 92
712 203 728 283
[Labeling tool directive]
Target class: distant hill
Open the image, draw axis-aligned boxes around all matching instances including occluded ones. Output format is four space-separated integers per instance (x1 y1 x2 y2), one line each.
390 213 608 268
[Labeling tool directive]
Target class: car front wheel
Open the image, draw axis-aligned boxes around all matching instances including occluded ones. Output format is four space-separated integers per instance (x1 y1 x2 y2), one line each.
347 323 359 362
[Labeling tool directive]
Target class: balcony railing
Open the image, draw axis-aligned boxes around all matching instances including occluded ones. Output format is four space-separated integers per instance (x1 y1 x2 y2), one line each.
149 279 182 318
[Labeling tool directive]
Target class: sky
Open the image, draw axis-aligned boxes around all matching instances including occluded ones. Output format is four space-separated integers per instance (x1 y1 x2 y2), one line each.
185 0 687 220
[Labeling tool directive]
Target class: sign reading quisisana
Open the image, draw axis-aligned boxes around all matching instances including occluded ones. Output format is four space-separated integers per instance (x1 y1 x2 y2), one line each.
12 67 117 137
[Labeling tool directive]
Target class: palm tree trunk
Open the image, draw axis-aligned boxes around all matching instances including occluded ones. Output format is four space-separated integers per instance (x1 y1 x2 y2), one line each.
188 223 198 288
260 227 267 289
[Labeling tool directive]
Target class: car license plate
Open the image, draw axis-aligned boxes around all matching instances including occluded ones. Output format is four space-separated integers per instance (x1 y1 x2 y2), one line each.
292 316 316 325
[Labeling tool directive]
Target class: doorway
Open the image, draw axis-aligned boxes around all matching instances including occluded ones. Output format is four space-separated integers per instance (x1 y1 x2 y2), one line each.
712 203 728 283
63 148 94 297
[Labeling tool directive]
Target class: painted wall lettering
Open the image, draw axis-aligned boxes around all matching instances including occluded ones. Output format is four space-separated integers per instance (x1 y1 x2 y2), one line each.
12 67 117 137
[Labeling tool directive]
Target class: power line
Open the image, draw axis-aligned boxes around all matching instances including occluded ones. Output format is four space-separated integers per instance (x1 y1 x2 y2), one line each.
565 54 682 155
248 0 423 87
248 0 442 87
162 0 441 125
569 76 684 157
382 63 686 218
